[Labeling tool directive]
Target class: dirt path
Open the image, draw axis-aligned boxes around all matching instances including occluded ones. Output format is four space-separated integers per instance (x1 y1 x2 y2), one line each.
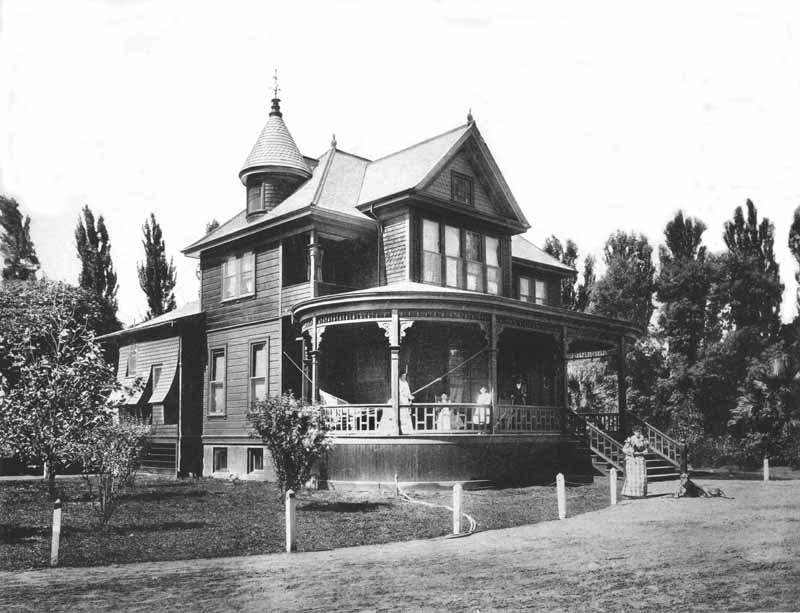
2 479 799 612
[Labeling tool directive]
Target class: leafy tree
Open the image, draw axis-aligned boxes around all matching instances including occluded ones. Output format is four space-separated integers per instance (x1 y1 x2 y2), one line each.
591 231 656 330
247 393 332 498
0 283 116 500
543 235 579 310
137 213 176 320
206 219 220 234
720 200 782 338
0 196 39 281
75 205 120 334
0 280 104 388
657 211 712 365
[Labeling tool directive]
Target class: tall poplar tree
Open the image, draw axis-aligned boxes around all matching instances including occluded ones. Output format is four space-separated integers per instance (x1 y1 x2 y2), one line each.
789 205 800 316
543 235 579 310
75 205 120 334
591 231 656 330
657 211 712 365
137 213 176 320
0 196 39 281
720 199 782 338
575 255 595 313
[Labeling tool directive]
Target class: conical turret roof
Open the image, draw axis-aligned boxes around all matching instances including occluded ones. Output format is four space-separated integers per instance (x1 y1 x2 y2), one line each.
239 97 311 183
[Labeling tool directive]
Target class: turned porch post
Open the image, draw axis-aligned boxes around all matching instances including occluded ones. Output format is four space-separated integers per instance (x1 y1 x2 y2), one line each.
309 229 319 298
300 337 310 403
311 316 320 403
389 310 401 435
617 336 628 434
488 314 498 433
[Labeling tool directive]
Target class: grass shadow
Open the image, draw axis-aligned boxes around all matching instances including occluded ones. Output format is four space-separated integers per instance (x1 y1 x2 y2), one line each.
0 524 48 544
119 490 209 502
300 501 391 513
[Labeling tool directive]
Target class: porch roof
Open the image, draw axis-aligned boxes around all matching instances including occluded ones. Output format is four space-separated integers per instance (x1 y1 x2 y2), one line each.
293 281 641 346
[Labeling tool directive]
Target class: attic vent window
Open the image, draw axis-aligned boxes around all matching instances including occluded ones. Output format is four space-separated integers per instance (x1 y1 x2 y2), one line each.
451 171 474 206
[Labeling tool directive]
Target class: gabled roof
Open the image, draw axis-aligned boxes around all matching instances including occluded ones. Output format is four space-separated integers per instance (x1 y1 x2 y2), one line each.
511 235 575 274
184 120 529 255
240 99 311 181
96 301 202 340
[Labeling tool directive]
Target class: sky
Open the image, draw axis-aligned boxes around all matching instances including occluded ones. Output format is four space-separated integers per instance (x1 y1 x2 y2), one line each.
2 0 799 325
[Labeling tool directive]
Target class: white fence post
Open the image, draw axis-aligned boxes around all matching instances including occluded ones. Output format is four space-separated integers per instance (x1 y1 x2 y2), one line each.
285 489 296 553
609 468 618 506
556 473 566 520
50 498 62 567
452 483 463 534
763 457 770 482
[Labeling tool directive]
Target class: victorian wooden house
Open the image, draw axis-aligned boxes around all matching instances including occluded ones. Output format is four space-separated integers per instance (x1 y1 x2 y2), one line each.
108 92 686 486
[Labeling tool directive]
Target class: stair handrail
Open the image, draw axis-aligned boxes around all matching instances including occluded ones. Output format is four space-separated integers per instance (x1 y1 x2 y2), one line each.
625 412 685 470
566 411 626 473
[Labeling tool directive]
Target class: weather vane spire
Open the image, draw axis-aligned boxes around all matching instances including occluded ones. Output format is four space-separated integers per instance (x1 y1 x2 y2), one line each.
272 68 280 99
270 69 283 117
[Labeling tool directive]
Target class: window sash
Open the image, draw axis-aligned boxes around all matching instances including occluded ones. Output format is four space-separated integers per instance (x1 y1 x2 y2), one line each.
151 364 162 390
487 266 500 295
247 448 264 472
209 349 226 414
519 277 532 302
451 171 474 205
422 251 442 284
223 252 255 300
535 280 547 305
250 342 267 403
213 448 227 472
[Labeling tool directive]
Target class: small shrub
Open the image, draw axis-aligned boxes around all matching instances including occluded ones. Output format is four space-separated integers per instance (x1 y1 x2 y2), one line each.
76 418 150 527
247 393 332 498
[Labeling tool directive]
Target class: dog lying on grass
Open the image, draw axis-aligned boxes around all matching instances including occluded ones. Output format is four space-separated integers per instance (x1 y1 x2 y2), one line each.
674 473 733 499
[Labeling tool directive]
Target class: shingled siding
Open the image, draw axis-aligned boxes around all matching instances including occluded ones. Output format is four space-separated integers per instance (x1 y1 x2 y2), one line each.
423 150 497 217
203 319 282 441
201 243 280 330
383 213 408 284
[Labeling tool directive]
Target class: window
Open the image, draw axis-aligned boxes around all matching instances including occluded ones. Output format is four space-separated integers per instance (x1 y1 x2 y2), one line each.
420 218 501 294
422 219 441 284
283 234 310 286
451 171 474 206
209 348 226 415
519 276 548 305
465 231 483 291
222 251 255 300
250 341 268 404
213 447 228 472
125 345 137 377
247 448 264 473
485 236 500 295
151 364 162 390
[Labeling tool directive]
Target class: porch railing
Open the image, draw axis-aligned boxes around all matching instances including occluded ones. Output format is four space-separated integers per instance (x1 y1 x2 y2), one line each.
576 412 621 434
566 411 626 472
626 412 685 470
408 403 491 432
494 404 562 433
323 404 389 433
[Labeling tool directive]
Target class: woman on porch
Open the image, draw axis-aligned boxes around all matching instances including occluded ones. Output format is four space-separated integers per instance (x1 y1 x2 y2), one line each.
622 427 649 498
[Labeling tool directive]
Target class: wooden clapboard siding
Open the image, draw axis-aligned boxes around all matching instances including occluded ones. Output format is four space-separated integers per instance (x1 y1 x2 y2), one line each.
423 149 498 218
201 242 281 330
203 319 282 440
382 213 408 284
118 337 180 389
281 282 311 315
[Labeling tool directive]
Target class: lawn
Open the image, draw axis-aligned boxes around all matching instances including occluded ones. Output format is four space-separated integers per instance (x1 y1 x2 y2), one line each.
0 475 614 570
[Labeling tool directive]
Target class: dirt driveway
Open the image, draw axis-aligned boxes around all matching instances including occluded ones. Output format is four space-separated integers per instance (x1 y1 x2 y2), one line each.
2 478 799 612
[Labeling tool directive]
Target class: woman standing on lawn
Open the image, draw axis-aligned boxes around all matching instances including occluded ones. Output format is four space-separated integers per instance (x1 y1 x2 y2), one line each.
622 426 649 498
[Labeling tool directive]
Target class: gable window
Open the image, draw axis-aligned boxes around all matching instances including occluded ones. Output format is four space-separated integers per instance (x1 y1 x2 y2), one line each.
213 447 228 472
250 341 268 404
247 448 264 473
125 345 137 377
223 251 255 300
519 276 548 305
209 348 226 415
451 171 474 206
420 218 500 294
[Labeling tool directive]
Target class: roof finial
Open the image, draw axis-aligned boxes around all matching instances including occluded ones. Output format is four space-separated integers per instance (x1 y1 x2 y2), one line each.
270 68 282 117
467 108 474 124
331 133 337 149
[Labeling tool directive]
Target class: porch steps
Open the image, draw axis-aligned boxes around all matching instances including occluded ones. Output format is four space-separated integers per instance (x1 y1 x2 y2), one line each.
590 453 680 482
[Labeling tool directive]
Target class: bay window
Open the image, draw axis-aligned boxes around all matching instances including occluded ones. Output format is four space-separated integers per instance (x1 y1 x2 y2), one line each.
420 218 501 295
